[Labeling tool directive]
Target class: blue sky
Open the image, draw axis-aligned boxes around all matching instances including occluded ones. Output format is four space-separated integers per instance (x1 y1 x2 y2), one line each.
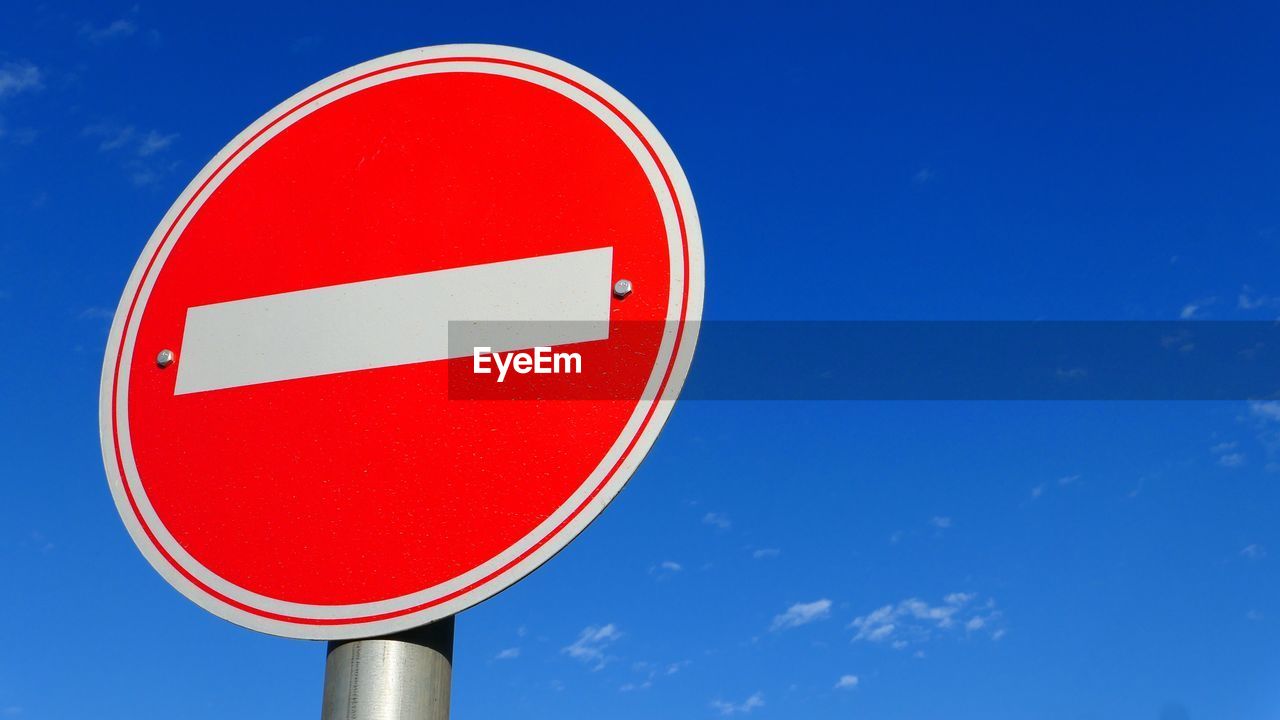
3 2 1280 719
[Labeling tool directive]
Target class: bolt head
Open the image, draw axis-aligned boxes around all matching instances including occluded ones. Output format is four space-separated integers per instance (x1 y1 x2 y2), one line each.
156 349 176 368
613 279 633 299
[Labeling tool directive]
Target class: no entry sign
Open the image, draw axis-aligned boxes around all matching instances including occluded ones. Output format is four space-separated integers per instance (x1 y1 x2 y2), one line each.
98 45 703 639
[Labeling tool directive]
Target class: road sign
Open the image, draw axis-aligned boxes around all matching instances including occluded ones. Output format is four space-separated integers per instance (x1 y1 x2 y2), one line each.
99 45 704 639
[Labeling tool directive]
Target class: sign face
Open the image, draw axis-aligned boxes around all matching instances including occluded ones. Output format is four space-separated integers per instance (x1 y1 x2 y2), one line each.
99 45 703 639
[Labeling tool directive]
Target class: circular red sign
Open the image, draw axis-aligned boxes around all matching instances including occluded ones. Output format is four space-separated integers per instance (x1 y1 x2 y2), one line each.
99 45 703 639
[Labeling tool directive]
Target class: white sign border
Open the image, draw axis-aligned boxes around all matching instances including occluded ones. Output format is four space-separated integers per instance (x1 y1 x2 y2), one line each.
98 44 705 640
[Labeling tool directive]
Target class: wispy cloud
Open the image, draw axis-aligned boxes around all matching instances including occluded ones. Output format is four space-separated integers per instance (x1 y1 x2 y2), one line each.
86 124 134 152
703 512 731 530
665 660 690 675
137 130 177 156
1241 544 1266 560
621 659 688 692
834 674 859 690
770 598 832 631
1180 297 1216 319
80 18 137 43
711 692 764 716
78 306 114 322
752 547 781 560
562 624 621 670
851 593 1002 647
1238 286 1278 311
82 122 180 186
24 530 55 554
494 647 520 660
930 516 952 529
1209 440 1245 467
1251 401 1280 422
1031 474 1079 500
650 560 683 578
1218 453 1245 468
0 61 42 100
913 167 935 185
1055 366 1088 381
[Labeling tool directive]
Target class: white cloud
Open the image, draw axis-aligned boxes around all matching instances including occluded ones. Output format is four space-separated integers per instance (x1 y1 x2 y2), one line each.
622 659 688 692
82 122 180 186
129 163 179 187
752 548 781 559
834 674 859 690
711 692 764 716
1180 297 1217 319
85 124 178 158
1161 331 1196 353
137 130 177 157
1238 286 1276 311
1056 367 1087 380
852 594 1001 647
770 598 832 631
1251 401 1280 422
1218 453 1245 468
494 647 520 660
1211 441 1239 454
85 123 136 151
25 530 55 554
930 516 952 529
703 512 731 530
1032 475 1079 500
650 560 683 578
80 18 138 43
1241 544 1266 560
78 306 114 321
619 681 649 692
0 61 42 99
562 624 621 670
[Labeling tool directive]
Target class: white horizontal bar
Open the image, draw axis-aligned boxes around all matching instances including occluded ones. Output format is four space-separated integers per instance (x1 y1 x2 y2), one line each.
173 247 613 395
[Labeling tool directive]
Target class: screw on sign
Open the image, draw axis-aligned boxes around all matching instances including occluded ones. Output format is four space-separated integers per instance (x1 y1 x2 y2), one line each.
97 45 703 718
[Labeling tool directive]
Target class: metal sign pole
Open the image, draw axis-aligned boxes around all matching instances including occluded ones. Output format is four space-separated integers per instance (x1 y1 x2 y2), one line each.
321 616 454 720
